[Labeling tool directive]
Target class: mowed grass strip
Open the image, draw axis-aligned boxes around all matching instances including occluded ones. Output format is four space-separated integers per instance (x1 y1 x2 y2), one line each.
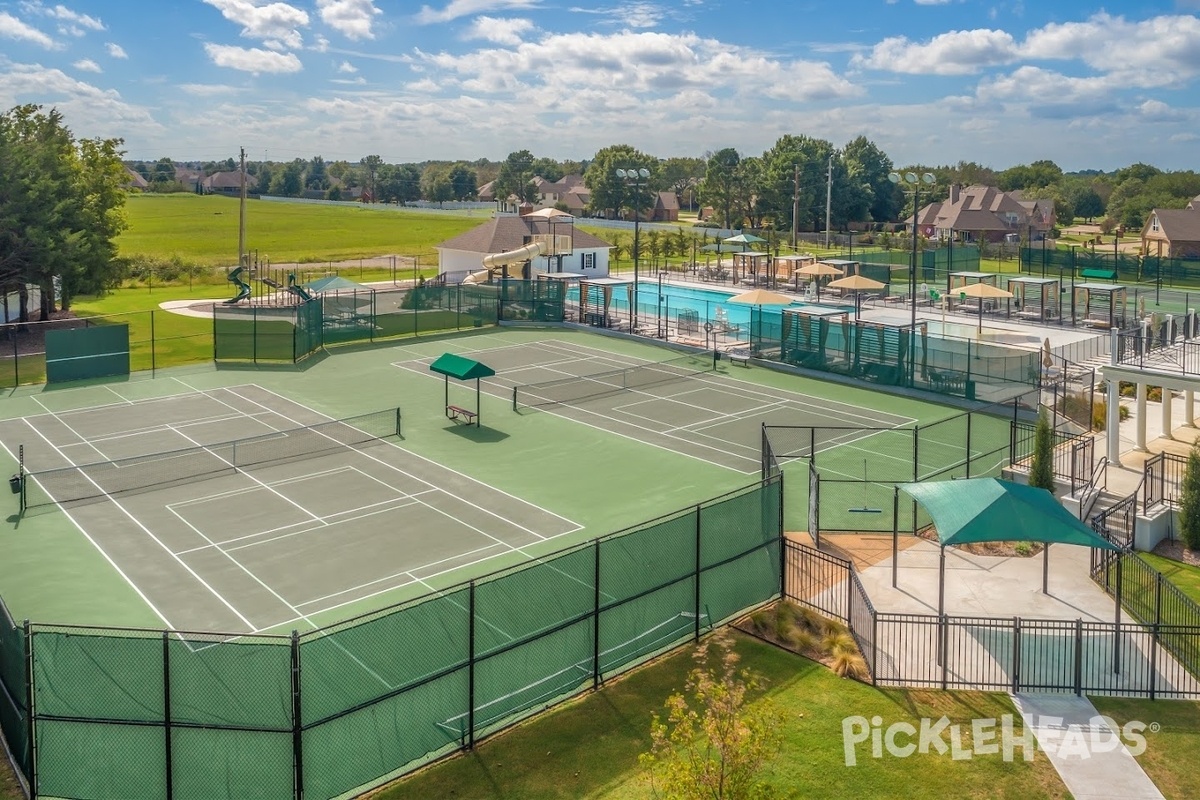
1137 553 1200 607
1091 696 1200 800
119 194 480 267
372 632 1066 800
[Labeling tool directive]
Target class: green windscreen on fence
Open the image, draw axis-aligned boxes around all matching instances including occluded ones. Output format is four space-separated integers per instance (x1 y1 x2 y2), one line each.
18 477 782 800
0 594 28 787
44 323 130 383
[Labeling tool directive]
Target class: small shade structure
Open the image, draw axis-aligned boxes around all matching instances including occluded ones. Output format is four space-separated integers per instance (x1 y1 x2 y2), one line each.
428 352 496 427
729 289 793 355
895 479 1121 630
956 281 1014 334
305 275 371 293
826 274 885 320
794 261 844 300
723 232 767 247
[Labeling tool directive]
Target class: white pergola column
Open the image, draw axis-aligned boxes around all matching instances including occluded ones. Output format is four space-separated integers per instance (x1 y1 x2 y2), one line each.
1187 390 1195 427
1136 382 1148 452
1106 375 1122 464
1162 385 1174 440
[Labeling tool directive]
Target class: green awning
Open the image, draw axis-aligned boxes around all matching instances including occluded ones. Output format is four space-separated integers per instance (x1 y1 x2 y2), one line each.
899 478 1120 550
306 275 371 293
429 352 496 381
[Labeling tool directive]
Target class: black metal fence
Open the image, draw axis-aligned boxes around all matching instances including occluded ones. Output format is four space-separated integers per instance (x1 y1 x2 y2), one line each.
1144 452 1188 512
0 477 782 800
1010 419 1095 492
784 540 1200 697
1115 317 1200 375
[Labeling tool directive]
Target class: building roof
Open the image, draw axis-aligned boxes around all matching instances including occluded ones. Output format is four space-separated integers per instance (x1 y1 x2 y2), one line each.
124 166 148 189
436 215 613 254
910 185 1038 232
202 170 258 190
656 191 679 211
1146 208 1200 242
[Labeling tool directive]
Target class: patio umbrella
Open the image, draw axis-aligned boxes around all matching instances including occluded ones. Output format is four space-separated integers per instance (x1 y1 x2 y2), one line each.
827 274 885 320
723 233 767 247
1042 338 1053 369
728 288 793 354
957 282 1014 334
794 261 845 300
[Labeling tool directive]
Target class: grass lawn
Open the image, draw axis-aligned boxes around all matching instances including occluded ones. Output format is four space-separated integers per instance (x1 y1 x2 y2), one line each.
119 194 479 268
373 632 1065 800
1135 553 1200 607
1090 696 1200 800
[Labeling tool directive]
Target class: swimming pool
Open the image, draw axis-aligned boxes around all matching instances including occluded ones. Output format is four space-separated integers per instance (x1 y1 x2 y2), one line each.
570 281 851 330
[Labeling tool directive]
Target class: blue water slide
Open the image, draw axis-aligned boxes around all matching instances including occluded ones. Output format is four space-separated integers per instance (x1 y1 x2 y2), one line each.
224 265 252 304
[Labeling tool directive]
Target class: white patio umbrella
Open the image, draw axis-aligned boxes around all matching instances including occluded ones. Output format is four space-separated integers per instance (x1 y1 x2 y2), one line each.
958 282 1014 334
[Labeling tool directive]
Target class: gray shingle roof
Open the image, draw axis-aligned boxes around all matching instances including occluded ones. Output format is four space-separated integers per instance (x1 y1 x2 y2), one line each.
436 216 612 253
1148 209 1200 242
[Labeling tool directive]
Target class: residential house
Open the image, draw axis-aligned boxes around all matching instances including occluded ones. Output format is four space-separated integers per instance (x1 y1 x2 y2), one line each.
202 170 258 196
910 184 1050 243
1141 199 1200 259
476 180 496 203
435 214 613 282
123 167 149 191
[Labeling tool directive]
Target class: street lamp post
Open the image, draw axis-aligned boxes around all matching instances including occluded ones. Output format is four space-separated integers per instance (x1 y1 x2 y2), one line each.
889 171 936 387
617 167 650 331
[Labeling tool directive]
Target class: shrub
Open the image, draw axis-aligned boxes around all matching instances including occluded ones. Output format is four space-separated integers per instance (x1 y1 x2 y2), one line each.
1119 381 1163 402
1090 398 1129 430
1180 439 1200 551
1028 407 1056 492
830 651 869 680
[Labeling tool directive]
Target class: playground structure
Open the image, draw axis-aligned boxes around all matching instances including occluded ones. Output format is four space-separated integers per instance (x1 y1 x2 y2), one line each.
479 240 547 280
222 254 421 306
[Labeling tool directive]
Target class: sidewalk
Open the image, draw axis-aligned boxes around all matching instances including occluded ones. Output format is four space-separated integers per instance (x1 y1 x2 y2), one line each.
1010 694 1163 800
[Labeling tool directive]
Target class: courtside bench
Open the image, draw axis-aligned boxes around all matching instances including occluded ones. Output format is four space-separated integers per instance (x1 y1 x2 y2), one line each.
447 405 477 425
726 349 751 367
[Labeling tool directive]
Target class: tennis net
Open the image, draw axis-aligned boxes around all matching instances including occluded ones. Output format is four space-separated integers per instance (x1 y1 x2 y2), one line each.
511 353 716 411
21 408 402 511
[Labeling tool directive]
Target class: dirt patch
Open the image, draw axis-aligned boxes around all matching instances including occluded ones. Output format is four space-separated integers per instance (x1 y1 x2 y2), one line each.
810 532 922 571
0 310 87 356
916 527 1044 557
1152 539 1200 566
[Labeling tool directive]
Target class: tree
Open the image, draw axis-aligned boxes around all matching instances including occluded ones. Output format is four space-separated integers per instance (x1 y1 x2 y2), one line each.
699 148 745 229
306 155 328 190
1074 188 1105 222
0 104 127 319
269 159 304 197
583 144 656 219
659 156 705 211
640 630 781 800
493 149 537 205
360 154 383 202
447 162 477 200
529 156 564 183
1180 439 1200 551
1028 407 1056 492
842 136 897 224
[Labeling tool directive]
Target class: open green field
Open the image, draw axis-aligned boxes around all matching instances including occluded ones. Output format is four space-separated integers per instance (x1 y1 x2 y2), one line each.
119 194 480 268
377 631 1067 800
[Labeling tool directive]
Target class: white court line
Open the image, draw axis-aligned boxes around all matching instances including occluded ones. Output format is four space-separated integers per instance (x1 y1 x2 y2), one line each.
20 417 254 629
0 439 179 632
224 383 580 537
29 396 107 461
221 496 429 554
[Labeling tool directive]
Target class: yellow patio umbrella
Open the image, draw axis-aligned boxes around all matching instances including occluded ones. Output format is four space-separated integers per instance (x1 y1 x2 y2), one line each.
957 282 1014 334
826 275 885 320
794 261 844 300
728 289 793 354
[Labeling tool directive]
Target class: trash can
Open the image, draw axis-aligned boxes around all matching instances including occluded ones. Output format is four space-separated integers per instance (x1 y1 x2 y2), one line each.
9 474 22 494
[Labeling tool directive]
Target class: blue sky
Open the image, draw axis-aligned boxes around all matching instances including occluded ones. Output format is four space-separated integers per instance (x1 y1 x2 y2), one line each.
1 0 1198 171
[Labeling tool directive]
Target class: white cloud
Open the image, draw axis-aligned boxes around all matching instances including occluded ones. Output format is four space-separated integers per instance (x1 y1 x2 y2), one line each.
105 41 127 58
179 83 244 96
331 76 367 85
203 42 304 74
852 28 1018 75
463 16 534 45
20 2 104 31
416 0 539 25
1138 99 1188 123
202 0 309 49
317 0 381 40
337 60 357 73
0 11 57 49
614 2 662 28
312 34 330 52
72 58 101 72
0 62 162 137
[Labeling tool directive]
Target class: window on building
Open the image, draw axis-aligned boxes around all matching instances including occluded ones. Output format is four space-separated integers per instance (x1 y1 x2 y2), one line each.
1151 216 1160 233
581 252 595 269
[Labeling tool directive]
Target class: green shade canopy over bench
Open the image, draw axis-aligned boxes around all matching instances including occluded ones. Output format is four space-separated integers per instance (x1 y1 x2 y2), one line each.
891 478 1120 619
429 353 496 427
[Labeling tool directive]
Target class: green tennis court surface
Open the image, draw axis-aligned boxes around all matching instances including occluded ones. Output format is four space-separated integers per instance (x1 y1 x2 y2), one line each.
395 338 914 474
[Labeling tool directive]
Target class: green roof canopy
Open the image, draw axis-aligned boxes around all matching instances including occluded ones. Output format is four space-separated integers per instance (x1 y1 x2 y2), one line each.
899 478 1119 550
429 352 496 381
305 275 371 293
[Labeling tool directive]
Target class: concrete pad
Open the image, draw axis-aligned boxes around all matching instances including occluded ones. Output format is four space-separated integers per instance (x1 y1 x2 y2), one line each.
1011 694 1163 800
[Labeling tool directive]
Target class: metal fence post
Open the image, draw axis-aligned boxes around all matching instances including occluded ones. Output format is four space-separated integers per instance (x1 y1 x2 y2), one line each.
291 630 303 800
23 619 35 798
1074 618 1083 696
1011 617 1021 694
163 631 173 800
150 310 157 376
870 611 878 685
467 580 476 750
1114 557 1123 676
965 412 973 478
1155 573 1163 627
940 616 948 691
694 504 703 641
593 538 601 690
1149 624 1158 701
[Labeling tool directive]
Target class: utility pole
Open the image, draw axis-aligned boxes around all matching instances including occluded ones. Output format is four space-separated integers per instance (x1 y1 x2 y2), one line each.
791 164 800 250
825 154 833 250
238 146 247 268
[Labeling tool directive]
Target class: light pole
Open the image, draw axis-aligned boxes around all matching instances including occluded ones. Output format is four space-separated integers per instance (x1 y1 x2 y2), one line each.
889 171 936 387
617 167 650 331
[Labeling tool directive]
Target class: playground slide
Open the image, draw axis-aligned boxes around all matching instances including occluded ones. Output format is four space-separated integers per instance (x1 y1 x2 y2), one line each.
482 240 545 270
224 266 252 304
286 273 314 302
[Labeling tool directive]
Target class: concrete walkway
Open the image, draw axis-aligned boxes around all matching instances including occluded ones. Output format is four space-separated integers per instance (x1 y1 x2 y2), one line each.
1010 694 1163 800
